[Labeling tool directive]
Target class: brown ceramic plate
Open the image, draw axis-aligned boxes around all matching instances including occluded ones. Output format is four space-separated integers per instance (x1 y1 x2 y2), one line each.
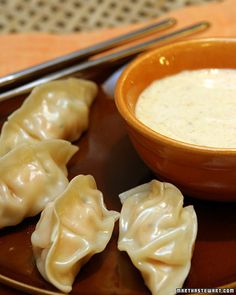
0 87 235 295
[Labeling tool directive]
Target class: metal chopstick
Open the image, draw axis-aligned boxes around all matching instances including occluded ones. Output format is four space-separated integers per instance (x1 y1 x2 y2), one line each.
0 21 210 102
0 18 176 90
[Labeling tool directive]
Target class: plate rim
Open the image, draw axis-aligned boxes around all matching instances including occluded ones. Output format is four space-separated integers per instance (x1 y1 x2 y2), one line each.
0 273 64 295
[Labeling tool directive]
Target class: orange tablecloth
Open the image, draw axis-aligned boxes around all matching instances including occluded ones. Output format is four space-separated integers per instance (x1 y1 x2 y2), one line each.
0 0 236 78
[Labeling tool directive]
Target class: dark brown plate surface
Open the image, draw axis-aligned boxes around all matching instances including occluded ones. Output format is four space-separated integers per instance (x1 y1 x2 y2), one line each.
0 88 235 295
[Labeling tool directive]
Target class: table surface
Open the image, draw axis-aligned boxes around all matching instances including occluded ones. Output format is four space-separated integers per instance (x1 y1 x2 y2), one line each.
0 0 220 33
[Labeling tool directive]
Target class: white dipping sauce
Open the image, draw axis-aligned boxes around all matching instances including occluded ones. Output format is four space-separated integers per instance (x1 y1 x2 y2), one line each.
135 69 236 148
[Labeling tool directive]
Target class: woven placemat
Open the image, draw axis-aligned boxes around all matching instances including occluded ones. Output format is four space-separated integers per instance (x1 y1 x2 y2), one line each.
0 0 220 33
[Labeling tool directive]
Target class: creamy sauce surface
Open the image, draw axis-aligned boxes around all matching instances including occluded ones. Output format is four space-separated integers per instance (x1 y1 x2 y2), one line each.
135 69 236 148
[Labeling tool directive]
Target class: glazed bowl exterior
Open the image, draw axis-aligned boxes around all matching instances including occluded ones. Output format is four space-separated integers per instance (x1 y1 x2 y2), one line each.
115 38 236 201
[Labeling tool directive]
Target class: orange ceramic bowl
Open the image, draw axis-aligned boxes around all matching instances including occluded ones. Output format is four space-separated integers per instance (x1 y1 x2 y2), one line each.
115 38 236 202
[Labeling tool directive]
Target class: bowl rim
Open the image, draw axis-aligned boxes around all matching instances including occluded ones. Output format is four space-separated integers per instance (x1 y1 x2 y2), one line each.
115 37 236 155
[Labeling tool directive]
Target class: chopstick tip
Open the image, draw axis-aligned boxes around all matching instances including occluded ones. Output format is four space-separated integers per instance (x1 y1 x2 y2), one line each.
168 17 177 26
198 20 211 29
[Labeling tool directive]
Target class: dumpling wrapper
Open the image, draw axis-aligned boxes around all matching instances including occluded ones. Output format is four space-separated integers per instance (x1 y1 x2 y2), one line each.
31 175 119 293
118 180 197 295
0 78 97 156
0 139 78 229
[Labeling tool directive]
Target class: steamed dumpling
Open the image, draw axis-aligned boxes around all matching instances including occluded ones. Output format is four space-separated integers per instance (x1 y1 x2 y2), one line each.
118 180 197 295
31 175 119 293
0 78 97 156
0 139 78 228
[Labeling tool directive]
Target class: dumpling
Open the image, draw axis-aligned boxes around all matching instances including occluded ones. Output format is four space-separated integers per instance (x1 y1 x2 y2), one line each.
31 175 119 293
118 180 197 295
0 78 97 156
0 139 78 228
